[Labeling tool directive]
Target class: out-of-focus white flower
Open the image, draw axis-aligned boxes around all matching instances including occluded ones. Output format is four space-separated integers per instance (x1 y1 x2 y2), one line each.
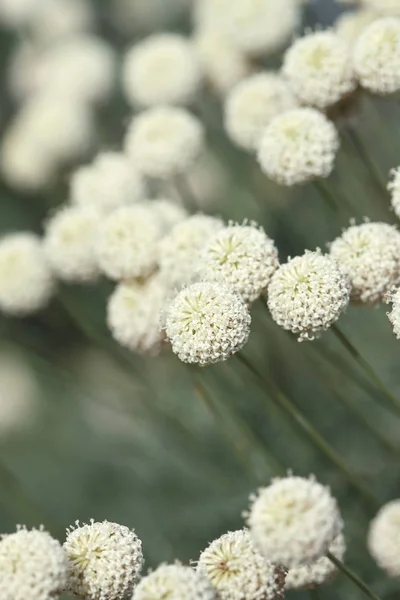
0 0 39 26
134 564 216 600
71 152 146 214
0 351 39 436
7 41 41 100
359 0 400 15
29 0 94 43
224 73 298 151
368 500 400 577
125 107 205 179
123 34 202 107
388 166 400 220
257 108 339 186
335 9 379 45
0 233 55 315
148 198 188 233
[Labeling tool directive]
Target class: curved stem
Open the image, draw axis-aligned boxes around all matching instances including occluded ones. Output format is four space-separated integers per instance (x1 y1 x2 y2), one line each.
327 552 382 600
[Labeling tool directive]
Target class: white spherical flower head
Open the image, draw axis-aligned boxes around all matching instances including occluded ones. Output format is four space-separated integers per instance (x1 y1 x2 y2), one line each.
0 526 68 600
149 198 188 233
64 520 143 600
285 532 346 590
107 276 167 355
224 73 298 151
165 281 251 365
353 18 400 94
387 287 400 338
159 215 224 289
44 206 101 283
197 529 286 600
335 9 379 46
71 152 146 214
257 108 339 186
97 205 160 281
0 233 54 315
125 107 204 179
123 34 202 107
282 31 356 110
198 223 279 303
330 222 400 305
134 564 216 600
267 251 350 341
368 500 400 577
388 166 400 219
247 475 343 569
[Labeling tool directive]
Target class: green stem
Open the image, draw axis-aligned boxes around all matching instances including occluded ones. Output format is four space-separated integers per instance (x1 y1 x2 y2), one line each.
344 127 388 198
327 552 382 600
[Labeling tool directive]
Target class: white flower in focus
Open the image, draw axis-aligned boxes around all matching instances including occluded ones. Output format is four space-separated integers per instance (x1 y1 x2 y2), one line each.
30 0 94 43
71 152 146 214
134 564 216 600
123 34 202 107
64 520 144 600
388 166 400 219
224 73 298 151
125 107 204 179
44 206 101 283
0 526 68 600
387 287 400 338
247 475 343 568
97 205 160 281
159 214 224 289
335 9 379 45
149 198 188 233
368 500 400 577
353 18 400 94
107 276 167 355
329 222 400 304
0 351 39 436
267 251 350 341
197 529 286 600
198 223 279 303
165 281 251 365
257 108 339 186
285 533 346 590
0 233 54 315
282 31 357 110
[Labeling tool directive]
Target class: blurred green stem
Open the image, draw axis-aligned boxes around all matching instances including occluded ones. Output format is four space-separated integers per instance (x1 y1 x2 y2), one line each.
327 552 382 600
312 179 351 222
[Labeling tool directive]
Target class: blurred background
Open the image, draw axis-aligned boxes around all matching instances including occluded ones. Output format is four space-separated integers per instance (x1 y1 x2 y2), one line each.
0 1 400 600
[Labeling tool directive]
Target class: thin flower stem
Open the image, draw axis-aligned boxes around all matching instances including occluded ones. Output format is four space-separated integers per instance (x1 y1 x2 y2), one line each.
312 179 351 222
327 552 382 600
236 352 380 511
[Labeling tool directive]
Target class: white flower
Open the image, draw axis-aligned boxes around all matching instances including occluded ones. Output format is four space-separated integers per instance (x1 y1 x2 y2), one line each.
197 529 286 600
353 17 400 94
0 0 38 26
282 31 357 110
125 107 204 179
97 205 160 281
224 73 298 151
359 0 400 15
107 276 167 355
29 0 94 44
368 500 400 577
0 526 68 600
267 250 351 341
257 108 339 186
134 564 216 600
159 215 224 289
148 198 188 233
0 351 39 436
387 287 400 338
285 533 346 590
247 475 343 568
165 281 251 365
388 166 400 220
329 222 400 305
198 223 279 303
71 152 146 214
64 520 144 600
7 41 41 100
0 233 55 315
44 206 101 283
335 9 379 45
123 34 202 107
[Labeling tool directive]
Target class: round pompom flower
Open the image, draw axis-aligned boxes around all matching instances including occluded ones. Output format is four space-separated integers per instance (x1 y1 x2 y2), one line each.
197 529 286 600
71 152 146 214
96 205 160 281
329 222 400 305
44 206 101 283
123 34 202 107
159 214 224 289
387 287 400 338
353 17 400 95
0 233 55 315
164 281 251 365
198 223 279 303
224 73 298 151
285 532 346 590
282 31 356 110
0 526 68 600
247 475 343 569
107 276 167 355
64 520 144 600
134 564 216 600
125 107 204 179
257 108 339 186
368 500 400 577
267 250 350 341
